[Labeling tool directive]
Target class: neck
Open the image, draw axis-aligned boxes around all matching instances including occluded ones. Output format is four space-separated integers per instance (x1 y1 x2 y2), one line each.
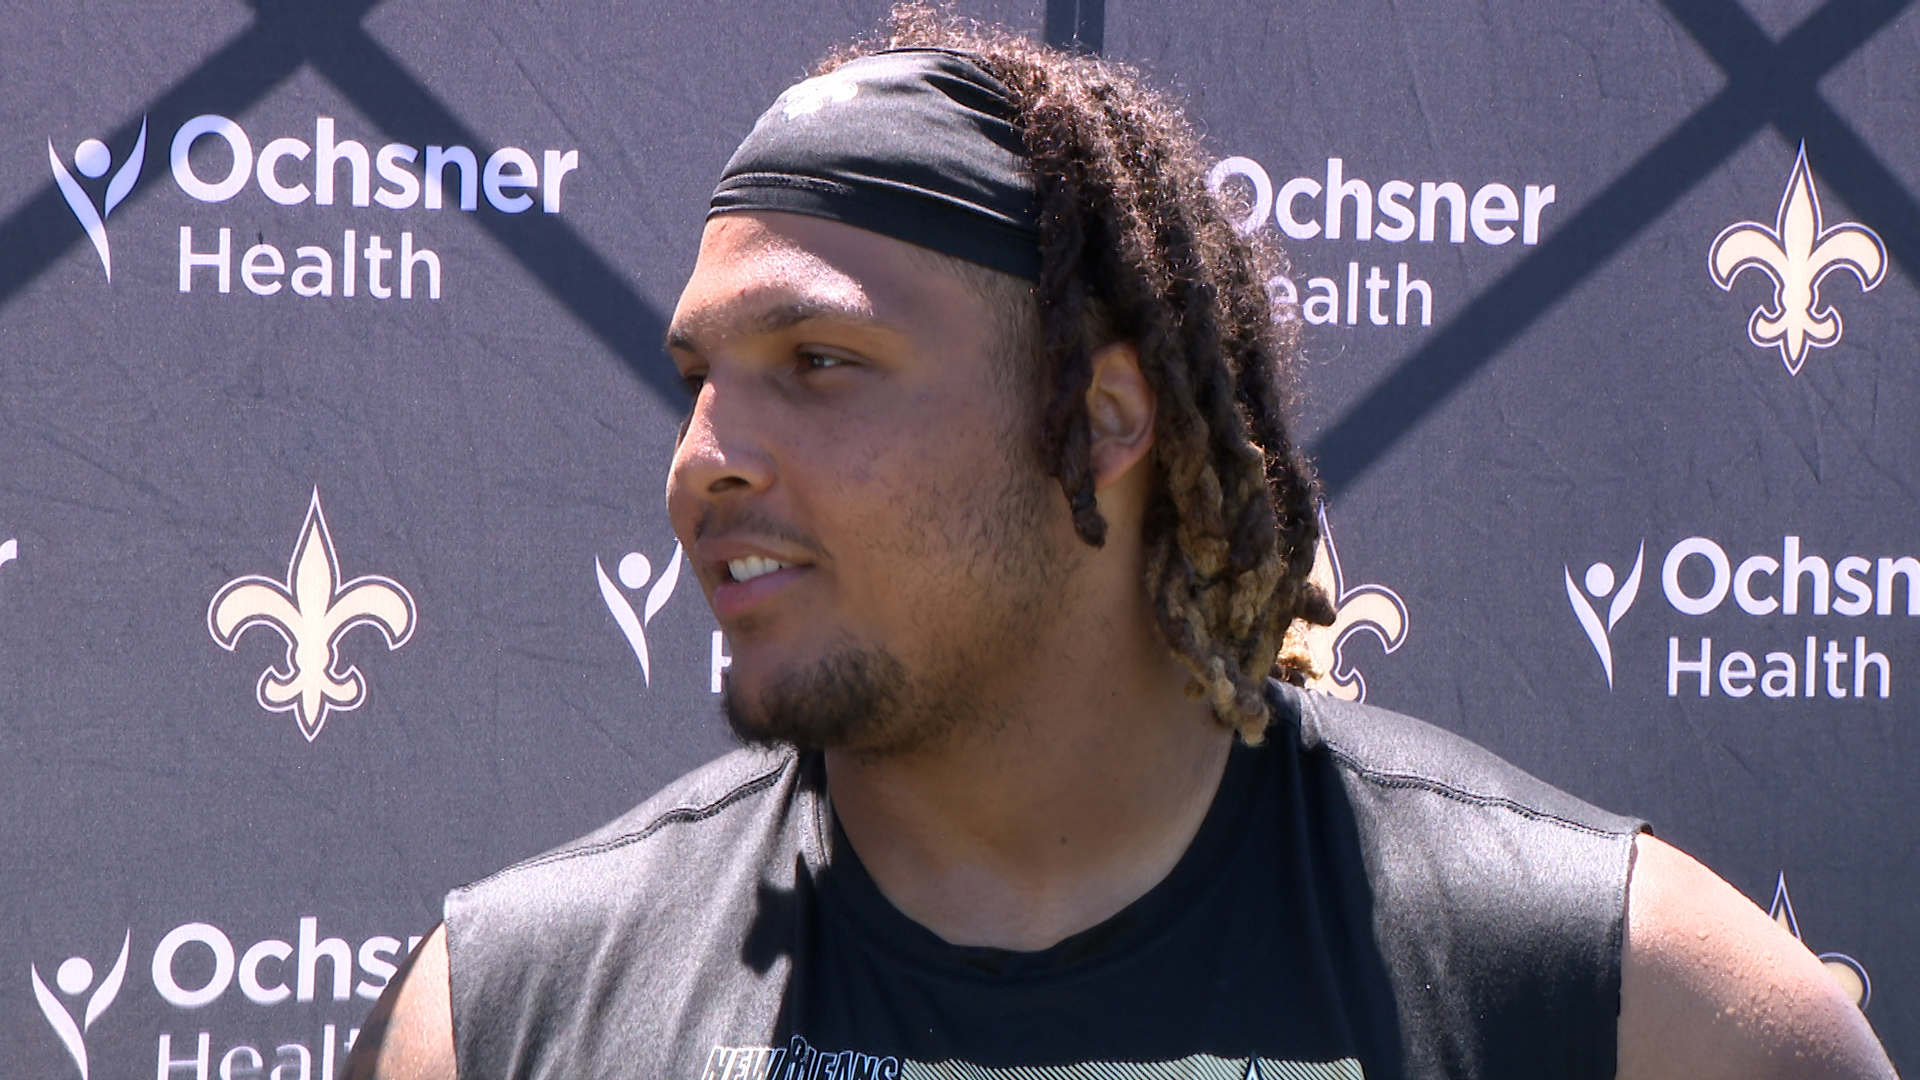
824 596 1231 951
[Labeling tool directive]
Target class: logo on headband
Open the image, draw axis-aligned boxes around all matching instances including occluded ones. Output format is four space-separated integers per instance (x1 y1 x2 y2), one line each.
781 74 860 119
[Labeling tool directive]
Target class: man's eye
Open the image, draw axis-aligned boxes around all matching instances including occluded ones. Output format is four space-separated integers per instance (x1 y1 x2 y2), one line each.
799 352 850 372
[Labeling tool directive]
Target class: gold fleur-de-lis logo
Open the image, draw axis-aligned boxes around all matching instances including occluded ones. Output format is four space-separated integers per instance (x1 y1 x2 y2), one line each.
1288 506 1409 702
207 490 415 741
1709 144 1886 375
1769 873 1870 1009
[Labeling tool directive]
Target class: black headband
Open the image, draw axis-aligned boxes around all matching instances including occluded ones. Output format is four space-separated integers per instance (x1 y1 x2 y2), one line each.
709 48 1041 281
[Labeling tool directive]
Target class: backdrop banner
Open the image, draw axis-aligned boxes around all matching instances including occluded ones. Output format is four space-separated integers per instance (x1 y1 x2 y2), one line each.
3 0 1914 1072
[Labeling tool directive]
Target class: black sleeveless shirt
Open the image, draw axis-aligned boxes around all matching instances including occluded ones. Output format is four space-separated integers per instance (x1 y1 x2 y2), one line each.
444 683 1646 1080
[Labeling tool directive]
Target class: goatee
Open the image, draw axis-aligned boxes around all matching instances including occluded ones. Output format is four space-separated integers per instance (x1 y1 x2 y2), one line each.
724 645 915 754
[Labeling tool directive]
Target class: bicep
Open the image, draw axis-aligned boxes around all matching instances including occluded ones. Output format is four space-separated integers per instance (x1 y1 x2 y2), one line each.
1616 834 1893 1080
345 923 457 1080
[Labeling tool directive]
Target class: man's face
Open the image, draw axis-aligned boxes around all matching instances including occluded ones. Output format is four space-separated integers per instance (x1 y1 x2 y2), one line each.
666 212 1076 756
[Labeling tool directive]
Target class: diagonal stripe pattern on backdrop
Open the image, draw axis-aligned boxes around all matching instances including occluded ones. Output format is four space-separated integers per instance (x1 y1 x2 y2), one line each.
0 0 680 403
1310 0 1917 500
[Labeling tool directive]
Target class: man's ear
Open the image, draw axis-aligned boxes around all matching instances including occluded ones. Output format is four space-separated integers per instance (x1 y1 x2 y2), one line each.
1084 341 1156 491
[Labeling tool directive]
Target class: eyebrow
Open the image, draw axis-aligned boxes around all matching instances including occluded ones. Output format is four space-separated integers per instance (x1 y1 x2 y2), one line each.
664 297 883 354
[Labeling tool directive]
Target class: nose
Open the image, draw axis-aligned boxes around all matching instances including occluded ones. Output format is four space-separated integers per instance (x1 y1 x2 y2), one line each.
668 374 776 514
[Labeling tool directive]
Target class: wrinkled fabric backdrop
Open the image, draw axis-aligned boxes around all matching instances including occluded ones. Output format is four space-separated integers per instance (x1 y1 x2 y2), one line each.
3 0 1915 1072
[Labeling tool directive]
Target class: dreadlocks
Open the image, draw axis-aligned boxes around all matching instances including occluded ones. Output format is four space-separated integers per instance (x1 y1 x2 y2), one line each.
818 6 1336 744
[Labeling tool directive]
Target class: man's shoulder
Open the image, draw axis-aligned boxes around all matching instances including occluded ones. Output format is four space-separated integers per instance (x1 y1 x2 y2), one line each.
448 745 812 914
1269 682 1646 1076
1273 679 1643 840
439 747 816 1075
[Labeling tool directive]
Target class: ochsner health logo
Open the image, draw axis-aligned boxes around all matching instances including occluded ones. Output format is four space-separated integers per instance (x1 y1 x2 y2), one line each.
51 111 579 295
49 118 148 281
1567 534 1914 699
31 932 131 1080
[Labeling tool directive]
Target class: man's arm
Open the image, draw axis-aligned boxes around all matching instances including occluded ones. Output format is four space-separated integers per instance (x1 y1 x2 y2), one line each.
1618 834 1895 1079
344 923 457 1080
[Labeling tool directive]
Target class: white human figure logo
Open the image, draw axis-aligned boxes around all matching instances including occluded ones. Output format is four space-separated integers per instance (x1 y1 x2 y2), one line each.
31 932 131 1080
1564 543 1644 688
596 542 684 686
48 118 148 281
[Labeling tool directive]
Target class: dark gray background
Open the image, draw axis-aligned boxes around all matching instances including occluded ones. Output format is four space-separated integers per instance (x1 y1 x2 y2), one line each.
3 0 1913 1071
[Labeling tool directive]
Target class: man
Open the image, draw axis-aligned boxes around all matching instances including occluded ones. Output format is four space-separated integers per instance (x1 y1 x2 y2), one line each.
350 10 1894 1079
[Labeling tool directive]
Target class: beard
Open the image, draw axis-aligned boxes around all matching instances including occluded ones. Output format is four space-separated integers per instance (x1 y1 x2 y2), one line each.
722 423 1067 758
724 644 910 753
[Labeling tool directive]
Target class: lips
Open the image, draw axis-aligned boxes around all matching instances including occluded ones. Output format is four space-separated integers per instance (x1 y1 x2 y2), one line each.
711 561 809 620
689 520 820 622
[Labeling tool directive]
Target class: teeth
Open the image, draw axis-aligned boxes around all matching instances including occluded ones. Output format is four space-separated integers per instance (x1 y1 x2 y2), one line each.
728 555 793 583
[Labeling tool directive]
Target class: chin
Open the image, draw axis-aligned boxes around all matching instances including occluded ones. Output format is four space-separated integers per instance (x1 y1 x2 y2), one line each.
721 645 912 753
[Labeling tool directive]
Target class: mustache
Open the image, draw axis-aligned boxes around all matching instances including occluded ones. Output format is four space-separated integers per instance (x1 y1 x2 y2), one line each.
693 505 826 558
